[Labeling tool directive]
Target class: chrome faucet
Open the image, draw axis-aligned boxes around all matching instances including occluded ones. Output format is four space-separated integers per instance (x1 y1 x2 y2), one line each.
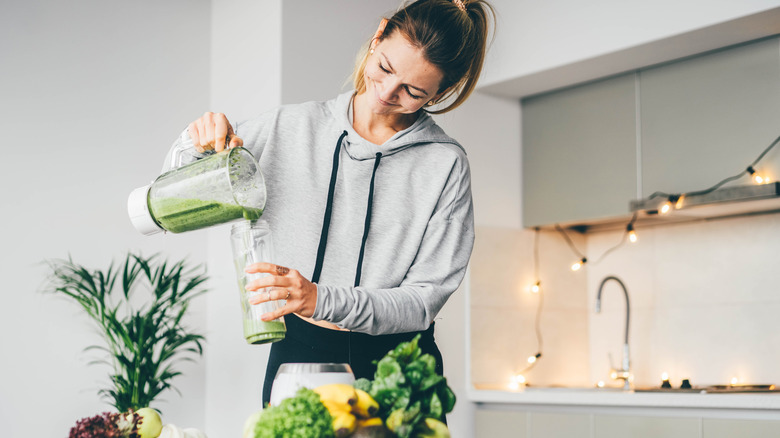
595 276 631 390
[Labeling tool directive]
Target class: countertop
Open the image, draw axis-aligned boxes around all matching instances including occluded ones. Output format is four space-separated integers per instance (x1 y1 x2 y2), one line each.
468 384 780 411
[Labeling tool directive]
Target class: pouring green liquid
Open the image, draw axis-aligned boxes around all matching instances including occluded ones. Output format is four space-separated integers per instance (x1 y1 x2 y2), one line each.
150 197 263 233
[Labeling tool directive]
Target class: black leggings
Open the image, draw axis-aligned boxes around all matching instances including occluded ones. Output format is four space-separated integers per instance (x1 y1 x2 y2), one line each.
262 314 443 406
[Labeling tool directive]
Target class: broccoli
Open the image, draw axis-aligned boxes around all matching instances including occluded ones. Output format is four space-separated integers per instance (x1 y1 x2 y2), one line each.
253 387 335 438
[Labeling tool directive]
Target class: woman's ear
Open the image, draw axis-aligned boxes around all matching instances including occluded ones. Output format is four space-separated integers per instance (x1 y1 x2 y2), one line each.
370 18 389 51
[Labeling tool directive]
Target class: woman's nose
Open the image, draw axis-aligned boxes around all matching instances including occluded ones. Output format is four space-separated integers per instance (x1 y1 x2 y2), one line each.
378 80 401 102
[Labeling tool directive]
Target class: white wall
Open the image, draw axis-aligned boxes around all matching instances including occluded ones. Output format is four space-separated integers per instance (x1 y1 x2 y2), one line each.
0 1 211 436
203 1 283 437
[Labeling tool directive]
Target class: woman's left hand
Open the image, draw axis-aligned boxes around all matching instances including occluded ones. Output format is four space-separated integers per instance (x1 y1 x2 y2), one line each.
245 262 318 321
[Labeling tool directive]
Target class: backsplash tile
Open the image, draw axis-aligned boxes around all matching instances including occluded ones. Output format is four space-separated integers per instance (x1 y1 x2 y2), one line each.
471 213 780 390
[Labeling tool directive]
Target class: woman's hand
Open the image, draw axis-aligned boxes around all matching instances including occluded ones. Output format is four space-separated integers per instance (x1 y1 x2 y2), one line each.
188 111 243 153
245 263 318 321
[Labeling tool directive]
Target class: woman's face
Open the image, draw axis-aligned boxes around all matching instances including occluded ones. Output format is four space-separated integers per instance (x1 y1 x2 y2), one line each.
363 31 444 116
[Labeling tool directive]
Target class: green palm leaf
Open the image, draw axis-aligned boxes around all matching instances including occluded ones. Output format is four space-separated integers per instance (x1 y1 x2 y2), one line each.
42 252 208 412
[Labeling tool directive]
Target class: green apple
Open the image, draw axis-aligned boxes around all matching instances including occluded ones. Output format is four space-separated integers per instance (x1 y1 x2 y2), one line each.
135 407 163 438
243 411 263 438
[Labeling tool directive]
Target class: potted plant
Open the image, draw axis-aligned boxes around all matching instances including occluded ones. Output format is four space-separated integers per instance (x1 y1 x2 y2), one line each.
43 252 208 413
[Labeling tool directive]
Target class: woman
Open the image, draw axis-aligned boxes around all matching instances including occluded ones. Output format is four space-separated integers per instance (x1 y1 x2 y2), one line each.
183 0 494 406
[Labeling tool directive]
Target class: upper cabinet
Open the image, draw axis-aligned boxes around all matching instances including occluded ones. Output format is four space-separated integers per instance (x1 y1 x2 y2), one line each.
522 74 637 228
521 36 780 229
640 37 780 198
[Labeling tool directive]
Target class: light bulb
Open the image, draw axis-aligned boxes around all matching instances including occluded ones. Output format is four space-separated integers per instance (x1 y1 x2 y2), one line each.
508 374 526 390
531 281 541 293
675 194 685 209
731 377 739 385
659 201 672 214
597 381 605 388
748 166 770 184
626 223 637 243
571 258 587 271
661 372 669 381
527 353 541 364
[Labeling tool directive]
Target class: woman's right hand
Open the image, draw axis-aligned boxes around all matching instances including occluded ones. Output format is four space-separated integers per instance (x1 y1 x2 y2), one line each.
188 112 244 153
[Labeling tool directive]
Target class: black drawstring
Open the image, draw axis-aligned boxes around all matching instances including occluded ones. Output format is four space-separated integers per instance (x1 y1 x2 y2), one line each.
310 131 382 367
311 131 347 284
354 152 382 287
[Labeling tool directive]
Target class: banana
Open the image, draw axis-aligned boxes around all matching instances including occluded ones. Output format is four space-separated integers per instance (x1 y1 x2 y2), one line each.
356 417 384 428
322 399 353 417
352 388 380 418
314 383 358 406
331 411 357 438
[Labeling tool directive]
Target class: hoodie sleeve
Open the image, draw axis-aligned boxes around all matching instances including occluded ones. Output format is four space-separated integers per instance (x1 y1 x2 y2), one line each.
311 151 475 335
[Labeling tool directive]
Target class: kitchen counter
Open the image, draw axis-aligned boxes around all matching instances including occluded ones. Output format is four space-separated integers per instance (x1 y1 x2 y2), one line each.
468 384 780 414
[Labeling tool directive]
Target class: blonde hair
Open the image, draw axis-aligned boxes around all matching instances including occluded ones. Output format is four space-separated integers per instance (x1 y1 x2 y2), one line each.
352 0 496 114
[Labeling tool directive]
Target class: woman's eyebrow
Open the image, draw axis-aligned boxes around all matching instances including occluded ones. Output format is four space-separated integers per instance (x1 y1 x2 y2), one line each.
382 53 431 96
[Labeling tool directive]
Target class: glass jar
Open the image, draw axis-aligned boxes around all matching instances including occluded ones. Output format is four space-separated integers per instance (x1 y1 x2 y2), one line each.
229 219 286 345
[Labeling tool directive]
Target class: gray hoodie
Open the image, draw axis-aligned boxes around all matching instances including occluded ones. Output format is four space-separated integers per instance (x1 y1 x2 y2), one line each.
233 91 474 336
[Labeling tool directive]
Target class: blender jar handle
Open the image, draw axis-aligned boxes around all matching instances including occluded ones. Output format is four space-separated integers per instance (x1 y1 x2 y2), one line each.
163 129 217 172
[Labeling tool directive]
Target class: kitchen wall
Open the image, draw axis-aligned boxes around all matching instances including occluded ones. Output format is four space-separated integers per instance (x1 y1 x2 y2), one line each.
587 214 780 389
469 0 780 394
0 1 211 437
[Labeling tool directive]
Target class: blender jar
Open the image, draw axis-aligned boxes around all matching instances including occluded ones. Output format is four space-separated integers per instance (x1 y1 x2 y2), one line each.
128 146 266 235
230 219 286 345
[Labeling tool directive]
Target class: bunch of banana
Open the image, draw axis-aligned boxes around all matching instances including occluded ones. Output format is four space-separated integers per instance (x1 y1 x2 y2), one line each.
313 383 382 437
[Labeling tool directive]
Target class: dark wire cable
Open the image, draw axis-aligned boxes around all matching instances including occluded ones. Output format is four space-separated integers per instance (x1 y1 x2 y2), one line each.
554 224 585 259
593 213 638 264
532 228 543 354
533 227 540 281
647 133 780 200
750 134 780 167
518 228 544 376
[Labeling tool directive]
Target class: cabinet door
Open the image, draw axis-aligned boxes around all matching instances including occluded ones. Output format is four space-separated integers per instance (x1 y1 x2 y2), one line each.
475 409 527 437
640 37 780 198
522 73 638 228
529 412 591 438
594 414 699 438
703 418 780 438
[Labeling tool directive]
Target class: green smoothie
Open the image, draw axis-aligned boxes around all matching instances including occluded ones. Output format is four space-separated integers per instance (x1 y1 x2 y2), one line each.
244 319 286 344
150 197 263 233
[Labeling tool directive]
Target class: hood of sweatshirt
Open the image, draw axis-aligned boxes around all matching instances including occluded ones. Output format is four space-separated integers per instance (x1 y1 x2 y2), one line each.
328 91 465 161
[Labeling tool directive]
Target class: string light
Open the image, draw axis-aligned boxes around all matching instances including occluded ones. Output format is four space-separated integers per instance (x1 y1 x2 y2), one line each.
511 228 545 389
747 166 770 184
675 194 685 209
626 223 637 243
571 257 586 271
508 374 527 390
644 134 780 210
